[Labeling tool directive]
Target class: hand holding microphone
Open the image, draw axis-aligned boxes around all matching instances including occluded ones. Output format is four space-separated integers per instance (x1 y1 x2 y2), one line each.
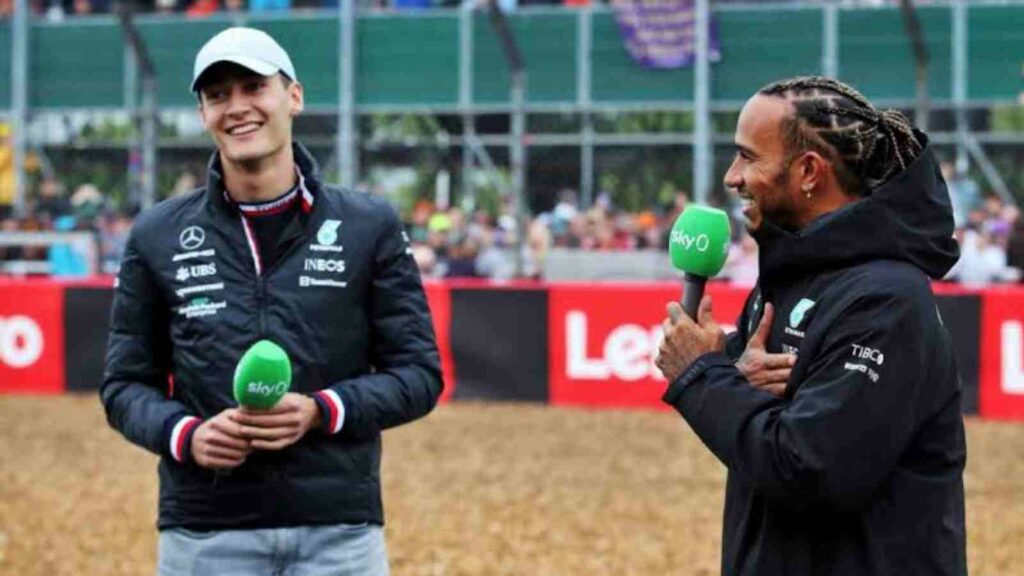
658 206 796 391
230 340 321 451
189 340 293 470
656 205 731 382
233 339 292 409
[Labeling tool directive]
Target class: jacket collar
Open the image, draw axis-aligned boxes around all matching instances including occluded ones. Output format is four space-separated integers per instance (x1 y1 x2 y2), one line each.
205 141 322 216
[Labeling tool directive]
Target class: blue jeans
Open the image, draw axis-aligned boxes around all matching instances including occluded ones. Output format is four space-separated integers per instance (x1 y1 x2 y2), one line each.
157 523 389 576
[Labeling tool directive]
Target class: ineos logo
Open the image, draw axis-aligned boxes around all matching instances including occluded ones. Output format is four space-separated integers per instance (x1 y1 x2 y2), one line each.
0 316 44 369
179 226 206 251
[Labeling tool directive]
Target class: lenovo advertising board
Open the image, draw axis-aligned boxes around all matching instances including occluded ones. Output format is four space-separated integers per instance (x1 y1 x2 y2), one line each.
0 281 65 394
980 288 1024 420
548 283 749 409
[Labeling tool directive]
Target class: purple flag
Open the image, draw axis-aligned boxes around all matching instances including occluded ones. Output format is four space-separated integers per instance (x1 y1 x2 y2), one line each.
612 0 721 69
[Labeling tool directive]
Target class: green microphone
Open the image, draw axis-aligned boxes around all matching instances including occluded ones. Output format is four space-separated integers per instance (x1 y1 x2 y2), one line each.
233 340 292 409
668 205 732 320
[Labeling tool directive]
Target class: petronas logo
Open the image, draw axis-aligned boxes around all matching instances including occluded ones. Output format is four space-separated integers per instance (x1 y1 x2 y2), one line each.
317 220 341 246
789 298 816 328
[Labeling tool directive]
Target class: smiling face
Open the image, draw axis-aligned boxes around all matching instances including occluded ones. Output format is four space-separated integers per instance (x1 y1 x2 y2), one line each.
723 94 804 232
196 63 303 170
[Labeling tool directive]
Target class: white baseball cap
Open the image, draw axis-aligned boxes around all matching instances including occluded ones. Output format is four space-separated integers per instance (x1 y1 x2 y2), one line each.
191 27 297 93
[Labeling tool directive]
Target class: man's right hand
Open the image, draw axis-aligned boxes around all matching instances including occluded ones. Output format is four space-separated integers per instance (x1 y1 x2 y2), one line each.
190 409 252 470
736 303 796 398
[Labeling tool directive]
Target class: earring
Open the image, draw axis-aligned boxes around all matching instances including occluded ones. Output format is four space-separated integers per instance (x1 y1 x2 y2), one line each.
802 183 813 198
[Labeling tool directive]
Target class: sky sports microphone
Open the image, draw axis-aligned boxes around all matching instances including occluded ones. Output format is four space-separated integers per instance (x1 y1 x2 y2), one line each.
233 340 292 410
669 205 731 321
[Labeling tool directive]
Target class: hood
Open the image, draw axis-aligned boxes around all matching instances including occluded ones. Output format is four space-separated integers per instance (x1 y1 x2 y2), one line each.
752 135 960 281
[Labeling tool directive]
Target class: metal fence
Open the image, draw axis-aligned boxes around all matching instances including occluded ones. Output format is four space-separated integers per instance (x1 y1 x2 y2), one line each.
4 0 1024 214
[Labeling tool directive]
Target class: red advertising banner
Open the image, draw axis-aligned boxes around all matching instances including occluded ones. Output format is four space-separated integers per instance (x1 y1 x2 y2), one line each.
0 280 65 394
980 288 1024 420
423 280 455 402
548 282 750 409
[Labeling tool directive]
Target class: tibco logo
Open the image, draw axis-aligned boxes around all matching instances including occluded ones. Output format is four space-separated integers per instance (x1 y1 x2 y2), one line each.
0 315 44 369
565 311 665 381
1002 321 1024 395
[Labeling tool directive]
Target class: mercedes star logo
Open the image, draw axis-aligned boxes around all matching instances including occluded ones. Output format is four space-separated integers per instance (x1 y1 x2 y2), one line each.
179 226 206 251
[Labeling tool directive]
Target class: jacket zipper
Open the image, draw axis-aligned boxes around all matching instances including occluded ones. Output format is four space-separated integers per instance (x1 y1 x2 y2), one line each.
257 276 267 338
239 215 267 338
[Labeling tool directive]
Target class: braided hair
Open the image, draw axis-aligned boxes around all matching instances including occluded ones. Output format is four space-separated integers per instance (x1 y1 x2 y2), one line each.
758 76 923 196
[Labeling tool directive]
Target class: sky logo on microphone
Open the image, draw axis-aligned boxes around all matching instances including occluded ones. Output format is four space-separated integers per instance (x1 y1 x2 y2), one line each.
668 205 731 278
670 230 712 252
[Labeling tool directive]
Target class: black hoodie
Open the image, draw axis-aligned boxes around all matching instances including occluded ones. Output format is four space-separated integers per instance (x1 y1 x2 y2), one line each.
663 139 967 576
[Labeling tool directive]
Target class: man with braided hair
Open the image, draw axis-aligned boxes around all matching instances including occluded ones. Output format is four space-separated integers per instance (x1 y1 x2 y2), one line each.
656 76 966 576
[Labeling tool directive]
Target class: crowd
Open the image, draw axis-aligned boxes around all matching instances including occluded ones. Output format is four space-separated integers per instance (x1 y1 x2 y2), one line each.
0 0 598 20
1 168 1023 285
0 178 133 275
0 0 944 20
405 183 1024 286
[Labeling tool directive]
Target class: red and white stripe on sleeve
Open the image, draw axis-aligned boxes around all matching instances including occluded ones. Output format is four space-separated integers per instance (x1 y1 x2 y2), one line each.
169 416 202 463
314 390 346 435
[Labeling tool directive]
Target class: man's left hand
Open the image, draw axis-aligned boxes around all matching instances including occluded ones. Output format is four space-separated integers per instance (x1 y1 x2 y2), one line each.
656 296 727 383
231 393 321 451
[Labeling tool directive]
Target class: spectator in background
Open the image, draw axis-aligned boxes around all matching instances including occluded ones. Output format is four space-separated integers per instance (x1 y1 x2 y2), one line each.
154 0 180 14
35 177 72 224
250 0 289 12
722 231 758 288
465 208 493 245
411 242 439 278
71 0 94 15
447 206 467 244
0 123 13 215
407 201 432 244
48 214 90 277
98 211 133 274
980 195 1012 241
634 210 660 249
552 188 579 223
661 190 689 248
0 0 12 18
941 160 980 227
474 227 514 280
71 183 105 223
0 217 24 262
949 226 1018 286
427 207 452 239
185 0 218 17
521 217 551 279
1007 215 1024 282
445 238 479 278
496 196 519 245
560 213 585 248
393 0 432 9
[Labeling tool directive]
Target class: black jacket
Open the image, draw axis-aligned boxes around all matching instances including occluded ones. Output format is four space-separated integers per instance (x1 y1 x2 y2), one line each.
664 139 967 576
101 144 443 530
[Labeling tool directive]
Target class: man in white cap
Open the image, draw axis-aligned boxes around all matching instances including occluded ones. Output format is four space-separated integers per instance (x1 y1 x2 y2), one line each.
101 27 443 575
